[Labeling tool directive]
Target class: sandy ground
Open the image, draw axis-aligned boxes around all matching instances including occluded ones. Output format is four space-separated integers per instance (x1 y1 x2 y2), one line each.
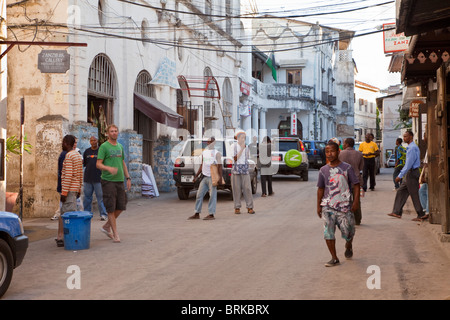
4 168 450 300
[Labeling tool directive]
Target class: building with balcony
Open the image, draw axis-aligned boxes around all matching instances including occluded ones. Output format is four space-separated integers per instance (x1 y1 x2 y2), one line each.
239 16 355 142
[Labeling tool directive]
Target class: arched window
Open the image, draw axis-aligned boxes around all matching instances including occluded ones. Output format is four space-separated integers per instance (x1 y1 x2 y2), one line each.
222 78 233 117
134 70 154 97
87 53 117 144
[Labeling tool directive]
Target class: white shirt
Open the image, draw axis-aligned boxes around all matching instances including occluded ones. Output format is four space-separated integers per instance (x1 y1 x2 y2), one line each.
201 148 219 177
234 143 249 164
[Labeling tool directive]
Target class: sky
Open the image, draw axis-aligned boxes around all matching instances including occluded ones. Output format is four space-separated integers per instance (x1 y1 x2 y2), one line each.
253 0 402 90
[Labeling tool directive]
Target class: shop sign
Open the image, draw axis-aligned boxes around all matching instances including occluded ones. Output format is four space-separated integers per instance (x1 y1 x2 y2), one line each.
409 100 422 118
383 23 411 53
240 81 251 96
290 112 297 135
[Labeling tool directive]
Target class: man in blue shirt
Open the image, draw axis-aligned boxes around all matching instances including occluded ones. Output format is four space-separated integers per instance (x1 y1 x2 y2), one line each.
388 131 426 221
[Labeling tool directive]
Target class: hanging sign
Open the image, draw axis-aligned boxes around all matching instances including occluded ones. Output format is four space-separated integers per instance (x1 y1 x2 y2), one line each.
290 112 297 135
38 50 70 73
409 100 422 118
240 81 251 96
383 23 411 53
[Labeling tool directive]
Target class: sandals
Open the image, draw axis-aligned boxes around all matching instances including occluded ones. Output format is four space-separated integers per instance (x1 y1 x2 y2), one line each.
247 208 255 214
100 227 114 239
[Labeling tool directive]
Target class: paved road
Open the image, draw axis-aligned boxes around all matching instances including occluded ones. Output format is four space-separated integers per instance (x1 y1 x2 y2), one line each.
4 168 450 300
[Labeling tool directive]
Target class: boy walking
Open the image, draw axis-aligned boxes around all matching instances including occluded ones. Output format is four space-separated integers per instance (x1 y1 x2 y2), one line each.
317 141 360 267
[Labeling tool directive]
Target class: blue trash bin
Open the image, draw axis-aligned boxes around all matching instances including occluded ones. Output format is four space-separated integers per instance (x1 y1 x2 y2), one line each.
61 211 93 250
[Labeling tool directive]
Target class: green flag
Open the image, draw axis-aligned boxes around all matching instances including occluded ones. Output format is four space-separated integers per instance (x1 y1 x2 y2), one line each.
265 52 277 82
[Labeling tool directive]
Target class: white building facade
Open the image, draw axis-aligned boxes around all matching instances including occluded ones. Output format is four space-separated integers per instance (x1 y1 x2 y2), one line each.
239 17 355 142
354 80 380 142
376 87 403 163
6 0 243 217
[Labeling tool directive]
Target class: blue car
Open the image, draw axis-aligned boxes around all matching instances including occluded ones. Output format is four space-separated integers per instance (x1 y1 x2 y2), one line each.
303 141 326 169
0 211 28 298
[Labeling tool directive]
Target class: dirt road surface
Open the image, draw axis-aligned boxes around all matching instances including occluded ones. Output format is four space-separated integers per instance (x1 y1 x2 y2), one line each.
4 168 450 301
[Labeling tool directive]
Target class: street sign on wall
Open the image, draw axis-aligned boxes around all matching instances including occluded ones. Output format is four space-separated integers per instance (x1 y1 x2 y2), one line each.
38 50 70 73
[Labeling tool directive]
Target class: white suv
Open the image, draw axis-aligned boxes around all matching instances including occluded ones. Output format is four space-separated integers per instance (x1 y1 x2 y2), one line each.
172 138 258 200
271 137 309 181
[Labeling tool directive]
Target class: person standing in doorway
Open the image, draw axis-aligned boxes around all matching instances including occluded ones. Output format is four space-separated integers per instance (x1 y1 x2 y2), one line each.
232 131 255 214
56 135 83 247
393 138 406 190
317 141 360 267
97 124 132 243
339 138 364 225
359 133 379 191
259 136 274 197
387 130 426 221
83 135 108 221
188 136 222 220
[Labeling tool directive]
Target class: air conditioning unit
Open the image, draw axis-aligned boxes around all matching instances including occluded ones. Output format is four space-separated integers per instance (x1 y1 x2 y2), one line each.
204 101 216 119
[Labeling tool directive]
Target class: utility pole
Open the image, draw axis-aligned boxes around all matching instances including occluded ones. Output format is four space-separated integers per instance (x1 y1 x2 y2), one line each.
19 97 24 220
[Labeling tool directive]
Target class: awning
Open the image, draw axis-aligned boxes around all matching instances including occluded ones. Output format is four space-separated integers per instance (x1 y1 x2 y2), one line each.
134 93 183 128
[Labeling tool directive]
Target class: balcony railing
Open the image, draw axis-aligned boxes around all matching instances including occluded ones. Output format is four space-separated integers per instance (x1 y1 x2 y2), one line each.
264 83 314 101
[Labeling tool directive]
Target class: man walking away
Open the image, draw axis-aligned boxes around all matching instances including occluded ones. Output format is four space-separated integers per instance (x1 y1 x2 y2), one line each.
83 136 108 221
359 133 379 191
393 138 406 190
317 141 360 267
97 124 132 243
259 136 274 197
56 135 83 247
188 137 222 220
339 138 364 225
387 131 426 221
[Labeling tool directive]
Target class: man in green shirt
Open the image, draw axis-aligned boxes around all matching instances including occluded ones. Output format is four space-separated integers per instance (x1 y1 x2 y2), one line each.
97 124 131 243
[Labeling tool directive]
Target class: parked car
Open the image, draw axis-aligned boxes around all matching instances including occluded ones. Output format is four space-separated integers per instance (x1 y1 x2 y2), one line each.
0 211 28 298
354 142 380 175
386 154 396 168
173 138 258 200
271 136 309 181
303 140 326 169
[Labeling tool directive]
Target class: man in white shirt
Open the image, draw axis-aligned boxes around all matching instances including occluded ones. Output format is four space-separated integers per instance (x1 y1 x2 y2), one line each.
189 137 222 220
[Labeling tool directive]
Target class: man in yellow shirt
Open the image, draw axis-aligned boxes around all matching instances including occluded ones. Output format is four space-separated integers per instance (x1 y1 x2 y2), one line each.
359 133 380 192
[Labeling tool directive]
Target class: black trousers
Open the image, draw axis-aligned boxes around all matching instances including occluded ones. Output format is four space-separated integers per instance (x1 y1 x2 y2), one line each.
362 157 376 191
392 168 423 217
261 175 273 195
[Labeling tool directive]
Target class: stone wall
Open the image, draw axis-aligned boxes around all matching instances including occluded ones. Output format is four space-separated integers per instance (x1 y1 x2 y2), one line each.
152 136 176 193
118 130 143 199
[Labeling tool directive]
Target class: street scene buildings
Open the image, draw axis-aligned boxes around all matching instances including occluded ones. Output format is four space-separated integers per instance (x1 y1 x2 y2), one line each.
1 0 450 302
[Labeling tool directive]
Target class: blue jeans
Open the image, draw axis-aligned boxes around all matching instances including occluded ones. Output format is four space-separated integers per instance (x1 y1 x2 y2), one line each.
83 182 107 217
194 176 217 215
419 183 428 214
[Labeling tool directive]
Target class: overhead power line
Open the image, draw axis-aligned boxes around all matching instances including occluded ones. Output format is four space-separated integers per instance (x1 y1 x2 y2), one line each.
116 0 394 20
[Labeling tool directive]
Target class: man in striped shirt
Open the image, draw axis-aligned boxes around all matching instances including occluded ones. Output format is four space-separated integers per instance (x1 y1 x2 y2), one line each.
56 135 83 247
